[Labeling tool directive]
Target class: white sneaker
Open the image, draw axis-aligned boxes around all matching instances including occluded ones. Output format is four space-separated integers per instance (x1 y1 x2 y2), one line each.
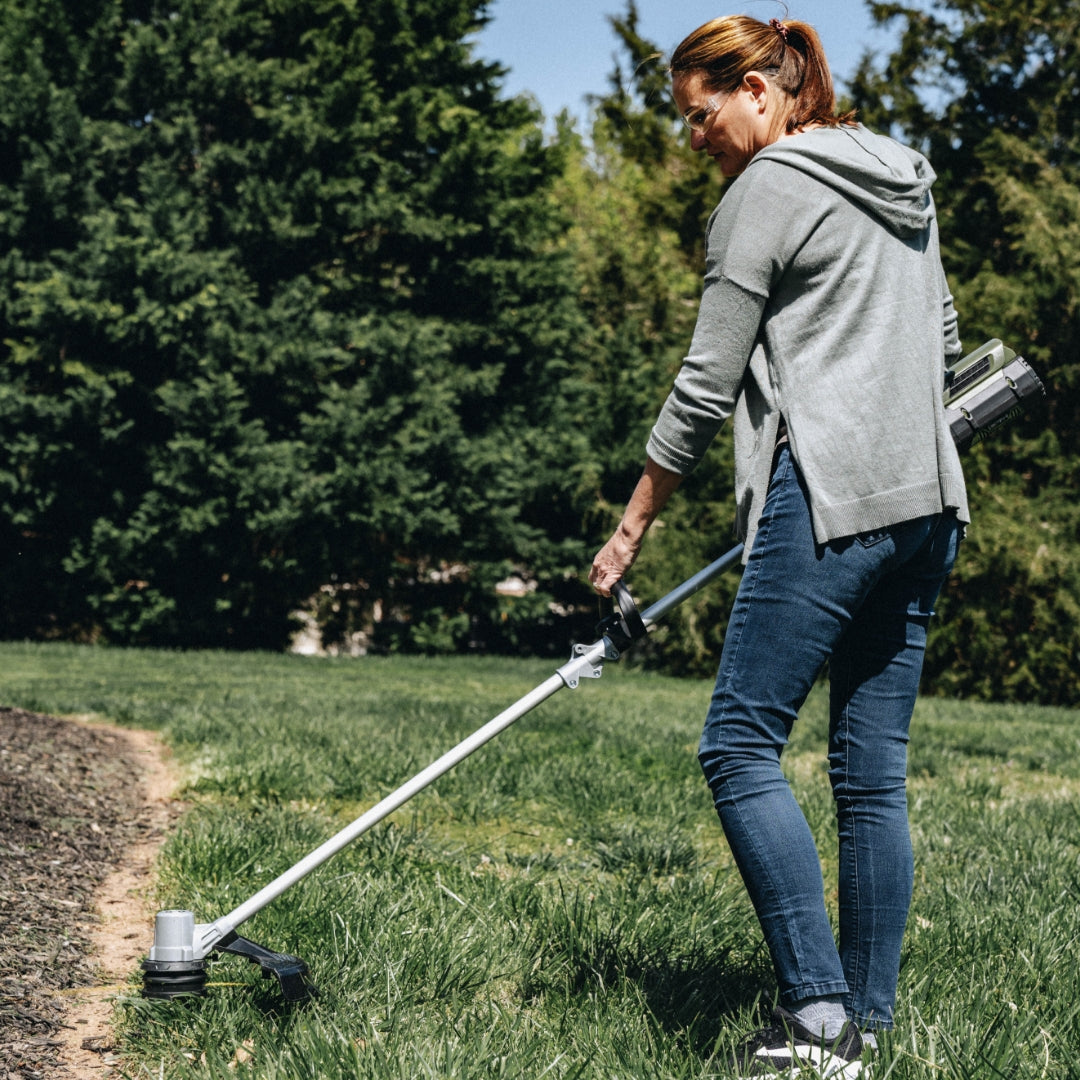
730 1007 872 1078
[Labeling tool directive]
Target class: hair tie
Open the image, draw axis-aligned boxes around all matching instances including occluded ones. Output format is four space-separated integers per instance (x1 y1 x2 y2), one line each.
770 18 789 43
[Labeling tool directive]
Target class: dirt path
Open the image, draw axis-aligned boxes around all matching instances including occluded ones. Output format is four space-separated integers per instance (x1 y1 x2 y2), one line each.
55 725 181 1078
0 709 181 1080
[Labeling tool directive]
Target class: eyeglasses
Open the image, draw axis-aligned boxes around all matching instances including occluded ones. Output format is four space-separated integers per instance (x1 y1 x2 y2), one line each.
680 93 731 134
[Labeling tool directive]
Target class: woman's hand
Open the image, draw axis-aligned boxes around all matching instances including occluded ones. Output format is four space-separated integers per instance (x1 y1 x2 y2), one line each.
589 527 642 598
587 458 683 597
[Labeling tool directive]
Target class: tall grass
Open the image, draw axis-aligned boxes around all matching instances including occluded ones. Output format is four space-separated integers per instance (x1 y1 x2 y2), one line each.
3 642 1079 1078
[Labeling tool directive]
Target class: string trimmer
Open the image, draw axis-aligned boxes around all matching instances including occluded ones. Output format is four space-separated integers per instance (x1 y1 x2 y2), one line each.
142 339 1044 1003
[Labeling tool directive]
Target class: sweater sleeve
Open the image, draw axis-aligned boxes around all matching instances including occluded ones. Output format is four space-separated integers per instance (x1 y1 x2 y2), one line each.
645 165 808 476
646 273 768 474
939 258 961 365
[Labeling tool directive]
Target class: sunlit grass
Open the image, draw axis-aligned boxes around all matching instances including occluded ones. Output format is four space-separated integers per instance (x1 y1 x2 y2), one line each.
2 642 1078 1077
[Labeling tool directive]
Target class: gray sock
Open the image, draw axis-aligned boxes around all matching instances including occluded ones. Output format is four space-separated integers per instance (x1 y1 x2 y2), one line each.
789 996 849 1040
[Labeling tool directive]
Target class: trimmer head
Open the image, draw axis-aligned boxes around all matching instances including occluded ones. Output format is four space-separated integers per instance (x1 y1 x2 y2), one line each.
142 910 208 998
142 909 316 1003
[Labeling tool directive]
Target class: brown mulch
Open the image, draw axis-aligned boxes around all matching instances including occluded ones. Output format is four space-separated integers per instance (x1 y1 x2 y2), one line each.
0 708 148 1080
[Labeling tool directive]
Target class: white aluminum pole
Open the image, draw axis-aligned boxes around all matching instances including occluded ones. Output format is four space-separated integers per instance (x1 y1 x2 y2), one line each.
193 641 612 958
190 547 747 959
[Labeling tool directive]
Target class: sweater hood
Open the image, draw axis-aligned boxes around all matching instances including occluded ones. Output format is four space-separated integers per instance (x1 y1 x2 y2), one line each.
751 124 936 238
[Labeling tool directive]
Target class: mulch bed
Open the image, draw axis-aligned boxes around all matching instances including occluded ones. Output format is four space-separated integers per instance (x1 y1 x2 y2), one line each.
0 707 146 1080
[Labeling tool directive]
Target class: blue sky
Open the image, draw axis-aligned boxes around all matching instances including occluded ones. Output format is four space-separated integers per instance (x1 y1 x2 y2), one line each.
473 1 897 128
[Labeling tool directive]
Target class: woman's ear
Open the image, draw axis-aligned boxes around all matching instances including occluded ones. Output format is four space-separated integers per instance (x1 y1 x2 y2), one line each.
743 72 771 112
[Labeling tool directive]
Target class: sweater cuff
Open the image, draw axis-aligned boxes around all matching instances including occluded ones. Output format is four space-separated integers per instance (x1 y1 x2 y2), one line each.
645 429 699 476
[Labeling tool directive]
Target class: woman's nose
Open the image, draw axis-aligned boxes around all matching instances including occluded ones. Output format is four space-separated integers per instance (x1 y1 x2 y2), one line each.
690 129 708 152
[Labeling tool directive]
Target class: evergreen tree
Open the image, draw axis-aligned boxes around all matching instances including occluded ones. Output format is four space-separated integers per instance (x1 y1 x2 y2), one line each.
564 4 740 674
851 1 1080 702
0 0 592 649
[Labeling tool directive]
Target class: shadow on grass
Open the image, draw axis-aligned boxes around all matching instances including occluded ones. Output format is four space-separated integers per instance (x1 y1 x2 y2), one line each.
635 947 775 1055
525 931 775 1059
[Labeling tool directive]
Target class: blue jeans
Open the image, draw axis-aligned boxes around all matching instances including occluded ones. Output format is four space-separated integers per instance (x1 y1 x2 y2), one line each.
698 448 961 1029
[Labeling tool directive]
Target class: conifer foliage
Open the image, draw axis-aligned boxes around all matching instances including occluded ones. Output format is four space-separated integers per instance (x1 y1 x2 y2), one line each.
1 0 1076 702
0 0 590 649
851 1 1080 702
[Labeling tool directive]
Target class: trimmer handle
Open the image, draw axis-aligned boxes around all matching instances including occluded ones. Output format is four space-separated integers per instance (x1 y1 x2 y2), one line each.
596 580 648 649
612 581 647 639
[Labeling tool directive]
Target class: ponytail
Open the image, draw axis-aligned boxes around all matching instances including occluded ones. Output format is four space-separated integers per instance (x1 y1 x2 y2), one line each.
670 14 856 132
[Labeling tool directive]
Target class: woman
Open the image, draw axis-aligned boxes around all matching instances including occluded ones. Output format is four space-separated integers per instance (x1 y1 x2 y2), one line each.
589 14 967 1077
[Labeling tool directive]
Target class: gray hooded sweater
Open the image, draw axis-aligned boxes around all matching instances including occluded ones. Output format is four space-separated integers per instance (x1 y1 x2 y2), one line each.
646 124 969 555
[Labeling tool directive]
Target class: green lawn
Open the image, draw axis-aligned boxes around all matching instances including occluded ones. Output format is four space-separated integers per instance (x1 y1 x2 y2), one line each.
3 642 1079 1078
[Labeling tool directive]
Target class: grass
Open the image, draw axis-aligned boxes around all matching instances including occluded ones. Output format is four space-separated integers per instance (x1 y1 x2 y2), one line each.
2 641 1079 1078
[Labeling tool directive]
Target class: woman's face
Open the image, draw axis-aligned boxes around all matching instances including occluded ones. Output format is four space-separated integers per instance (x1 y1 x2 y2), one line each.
672 69 779 178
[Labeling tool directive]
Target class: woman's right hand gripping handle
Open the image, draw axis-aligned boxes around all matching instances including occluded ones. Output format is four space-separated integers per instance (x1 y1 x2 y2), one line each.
588 458 683 598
